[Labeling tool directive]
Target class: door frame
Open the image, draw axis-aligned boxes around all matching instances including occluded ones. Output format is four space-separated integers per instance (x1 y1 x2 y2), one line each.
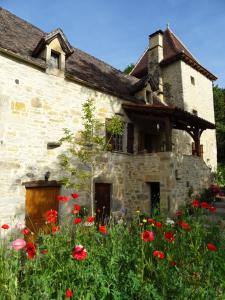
94 182 112 216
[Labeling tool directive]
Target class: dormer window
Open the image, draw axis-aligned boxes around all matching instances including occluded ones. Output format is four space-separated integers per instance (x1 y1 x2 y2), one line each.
50 51 60 69
146 90 152 104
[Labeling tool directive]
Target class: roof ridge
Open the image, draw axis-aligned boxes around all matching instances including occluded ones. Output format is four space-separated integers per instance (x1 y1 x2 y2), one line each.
0 6 138 84
0 6 45 34
165 28 180 54
165 27 198 61
130 47 148 75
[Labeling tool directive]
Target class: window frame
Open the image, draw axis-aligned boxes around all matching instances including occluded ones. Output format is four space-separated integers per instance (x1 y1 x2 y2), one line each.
49 50 60 69
105 118 124 153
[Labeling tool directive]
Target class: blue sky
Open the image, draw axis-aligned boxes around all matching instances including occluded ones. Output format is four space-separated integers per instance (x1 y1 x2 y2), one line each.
1 0 225 87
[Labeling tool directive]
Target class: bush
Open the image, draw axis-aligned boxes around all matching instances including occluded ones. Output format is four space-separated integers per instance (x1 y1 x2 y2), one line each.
1 200 225 299
215 164 225 187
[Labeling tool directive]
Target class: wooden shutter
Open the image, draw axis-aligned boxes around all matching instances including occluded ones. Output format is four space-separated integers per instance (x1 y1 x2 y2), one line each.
127 123 134 153
138 131 144 152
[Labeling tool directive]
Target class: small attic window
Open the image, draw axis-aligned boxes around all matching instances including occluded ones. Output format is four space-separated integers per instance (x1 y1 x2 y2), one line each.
146 91 152 104
50 51 60 69
192 109 198 116
190 76 195 85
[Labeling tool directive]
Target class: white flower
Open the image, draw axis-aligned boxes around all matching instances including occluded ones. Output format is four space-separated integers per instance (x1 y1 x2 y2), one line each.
84 222 94 227
166 218 175 225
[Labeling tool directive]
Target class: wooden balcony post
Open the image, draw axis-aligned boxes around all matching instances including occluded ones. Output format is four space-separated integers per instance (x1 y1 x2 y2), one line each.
165 117 172 151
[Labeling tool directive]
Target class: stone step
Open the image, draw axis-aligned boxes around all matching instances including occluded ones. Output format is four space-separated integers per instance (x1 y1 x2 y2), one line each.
214 207 225 217
213 201 225 208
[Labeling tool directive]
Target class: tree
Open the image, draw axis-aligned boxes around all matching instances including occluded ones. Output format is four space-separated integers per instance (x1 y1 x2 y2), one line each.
123 63 135 74
59 98 124 215
213 85 225 164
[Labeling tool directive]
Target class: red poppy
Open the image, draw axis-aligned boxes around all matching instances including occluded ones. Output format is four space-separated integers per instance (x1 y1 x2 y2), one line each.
22 228 30 235
155 221 163 228
57 195 70 202
73 218 82 225
26 242 36 259
180 221 190 231
175 210 182 216
201 202 210 209
164 232 175 242
46 209 58 224
71 193 79 199
147 218 155 225
208 206 216 213
153 250 165 259
141 231 155 242
87 216 95 223
207 243 217 251
72 245 87 261
1 224 10 230
99 225 107 233
191 199 199 208
66 288 73 298
170 261 177 266
52 226 60 233
73 204 81 214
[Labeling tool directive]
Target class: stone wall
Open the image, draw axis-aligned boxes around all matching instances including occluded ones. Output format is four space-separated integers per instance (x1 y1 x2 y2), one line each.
162 60 217 170
0 52 213 225
95 152 211 216
0 52 122 224
180 61 217 170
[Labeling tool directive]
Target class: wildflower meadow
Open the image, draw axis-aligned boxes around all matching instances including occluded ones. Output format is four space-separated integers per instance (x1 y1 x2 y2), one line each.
0 196 225 299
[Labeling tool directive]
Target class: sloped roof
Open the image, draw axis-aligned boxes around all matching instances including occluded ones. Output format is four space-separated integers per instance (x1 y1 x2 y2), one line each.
130 28 217 81
122 103 215 130
0 7 140 101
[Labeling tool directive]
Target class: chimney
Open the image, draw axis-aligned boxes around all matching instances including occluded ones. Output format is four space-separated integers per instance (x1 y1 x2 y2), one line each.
148 30 164 101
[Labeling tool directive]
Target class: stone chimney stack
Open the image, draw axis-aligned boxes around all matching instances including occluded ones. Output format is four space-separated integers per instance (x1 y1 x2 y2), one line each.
148 30 164 101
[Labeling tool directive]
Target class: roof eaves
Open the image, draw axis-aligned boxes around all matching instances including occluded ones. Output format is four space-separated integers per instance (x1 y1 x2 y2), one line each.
160 52 217 81
0 45 46 69
65 72 141 103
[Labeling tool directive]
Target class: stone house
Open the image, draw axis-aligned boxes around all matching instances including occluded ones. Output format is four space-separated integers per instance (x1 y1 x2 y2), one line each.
0 7 217 225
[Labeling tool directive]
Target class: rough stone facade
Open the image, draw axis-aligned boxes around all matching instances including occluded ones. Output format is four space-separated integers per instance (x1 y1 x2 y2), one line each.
162 60 217 170
0 15 217 225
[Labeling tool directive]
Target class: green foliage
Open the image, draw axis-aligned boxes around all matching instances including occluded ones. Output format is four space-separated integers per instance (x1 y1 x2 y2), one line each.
215 164 225 186
59 98 124 192
213 85 225 164
123 63 135 74
1 205 225 299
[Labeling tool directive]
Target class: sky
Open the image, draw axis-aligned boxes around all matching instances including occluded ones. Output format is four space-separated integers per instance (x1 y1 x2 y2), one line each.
0 0 225 87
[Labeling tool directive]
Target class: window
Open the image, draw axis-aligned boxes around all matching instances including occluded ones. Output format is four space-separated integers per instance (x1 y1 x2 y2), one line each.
49 51 60 69
190 76 195 85
138 131 154 153
105 119 124 152
192 109 198 116
111 133 123 151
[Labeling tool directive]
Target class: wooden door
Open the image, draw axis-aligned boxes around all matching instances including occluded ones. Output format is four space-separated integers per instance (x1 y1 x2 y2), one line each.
95 183 111 223
150 182 160 216
24 181 61 240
